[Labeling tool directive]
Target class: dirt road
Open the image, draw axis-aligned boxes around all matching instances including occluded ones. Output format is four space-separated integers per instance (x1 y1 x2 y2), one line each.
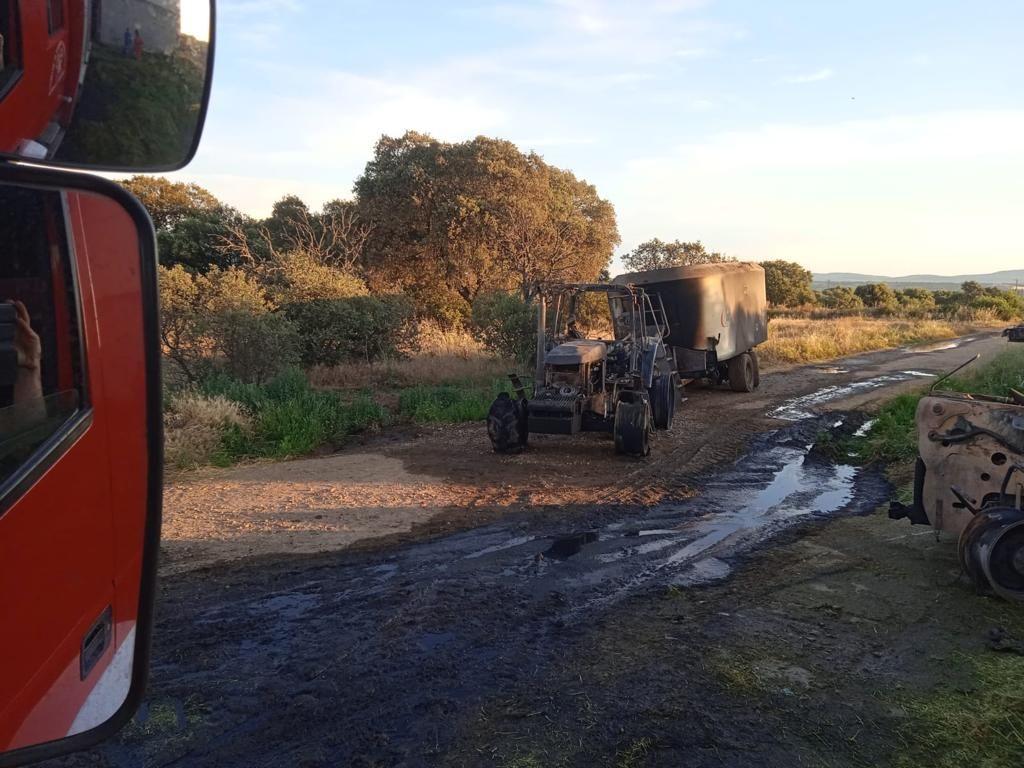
161 331 1007 573
49 331 1024 767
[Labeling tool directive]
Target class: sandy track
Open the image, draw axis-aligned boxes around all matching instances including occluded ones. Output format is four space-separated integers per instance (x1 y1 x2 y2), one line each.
160 332 1008 573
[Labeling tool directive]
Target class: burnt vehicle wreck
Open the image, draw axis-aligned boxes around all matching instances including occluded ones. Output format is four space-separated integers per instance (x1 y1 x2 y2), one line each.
486 263 768 457
891 344 1024 602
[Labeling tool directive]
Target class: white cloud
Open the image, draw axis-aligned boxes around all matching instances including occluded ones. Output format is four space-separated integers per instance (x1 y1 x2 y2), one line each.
783 67 835 84
613 111 1024 274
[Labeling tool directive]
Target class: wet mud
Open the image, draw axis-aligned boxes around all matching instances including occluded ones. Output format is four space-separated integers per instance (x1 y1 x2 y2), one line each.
54 417 889 768
44 331 1015 767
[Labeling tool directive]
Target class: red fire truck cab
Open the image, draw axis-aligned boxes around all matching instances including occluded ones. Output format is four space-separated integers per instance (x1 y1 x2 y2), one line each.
0 172 161 762
0 0 90 158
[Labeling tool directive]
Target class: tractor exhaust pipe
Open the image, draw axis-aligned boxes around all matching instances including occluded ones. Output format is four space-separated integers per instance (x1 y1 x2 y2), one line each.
535 294 546 391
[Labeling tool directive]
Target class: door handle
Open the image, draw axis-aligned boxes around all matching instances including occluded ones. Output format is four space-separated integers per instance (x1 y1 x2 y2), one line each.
80 606 111 680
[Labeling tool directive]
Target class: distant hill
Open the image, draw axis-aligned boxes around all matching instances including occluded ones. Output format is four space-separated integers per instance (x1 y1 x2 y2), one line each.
813 269 1024 290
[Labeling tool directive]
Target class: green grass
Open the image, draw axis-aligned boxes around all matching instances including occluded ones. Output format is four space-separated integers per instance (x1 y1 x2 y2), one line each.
396 378 510 423
173 370 514 467
851 347 1024 464
199 369 385 461
892 652 1024 768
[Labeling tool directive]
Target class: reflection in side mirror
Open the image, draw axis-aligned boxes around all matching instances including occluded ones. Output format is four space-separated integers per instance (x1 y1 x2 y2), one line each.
0 0 212 171
0 171 161 766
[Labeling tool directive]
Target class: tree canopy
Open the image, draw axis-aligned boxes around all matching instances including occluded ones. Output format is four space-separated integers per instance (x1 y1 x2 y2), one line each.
761 260 815 307
621 239 733 272
121 176 222 230
354 132 619 309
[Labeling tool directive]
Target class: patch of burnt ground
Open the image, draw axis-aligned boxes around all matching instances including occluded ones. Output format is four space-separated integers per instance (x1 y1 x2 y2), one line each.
54 417 1002 768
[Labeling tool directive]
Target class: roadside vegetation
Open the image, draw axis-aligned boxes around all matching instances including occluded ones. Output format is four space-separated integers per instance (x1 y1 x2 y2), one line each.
134 135 1024 471
759 316 1000 366
850 346 1024 467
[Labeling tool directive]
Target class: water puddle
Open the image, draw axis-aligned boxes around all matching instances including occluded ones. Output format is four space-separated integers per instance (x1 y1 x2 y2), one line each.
902 338 973 354
464 536 535 560
853 419 876 438
546 531 599 559
770 373 919 420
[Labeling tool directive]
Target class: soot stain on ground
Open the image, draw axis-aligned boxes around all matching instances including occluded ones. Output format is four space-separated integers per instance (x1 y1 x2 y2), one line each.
41 416 909 768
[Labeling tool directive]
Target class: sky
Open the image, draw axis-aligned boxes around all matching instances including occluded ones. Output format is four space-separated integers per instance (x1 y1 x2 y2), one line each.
171 0 1024 276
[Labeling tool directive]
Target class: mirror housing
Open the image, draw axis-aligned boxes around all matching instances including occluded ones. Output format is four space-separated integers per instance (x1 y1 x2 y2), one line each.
0 0 214 171
0 166 162 766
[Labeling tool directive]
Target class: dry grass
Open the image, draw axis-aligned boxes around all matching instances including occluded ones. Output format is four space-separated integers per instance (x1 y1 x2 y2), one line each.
311 321 518 390
309 354 514 390
759 316 1001 366
164 393 251 470
406 321 488 358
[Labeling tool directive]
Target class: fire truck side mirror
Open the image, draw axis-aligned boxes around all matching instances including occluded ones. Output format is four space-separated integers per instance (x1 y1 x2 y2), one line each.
0 0 214 172
0 165 161 766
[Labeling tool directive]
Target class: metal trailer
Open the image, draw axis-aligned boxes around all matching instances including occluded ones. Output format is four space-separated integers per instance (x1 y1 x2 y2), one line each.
612 261 768 392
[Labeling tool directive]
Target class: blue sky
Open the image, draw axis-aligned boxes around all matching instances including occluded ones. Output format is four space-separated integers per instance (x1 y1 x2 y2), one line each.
174 0 1024 275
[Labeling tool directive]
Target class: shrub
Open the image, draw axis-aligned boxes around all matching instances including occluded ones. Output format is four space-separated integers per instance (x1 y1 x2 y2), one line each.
471 291 536 361
284 295 414 366
158 264 273 382
207 310 302 383
200 369 386 459
163 392 250 469
855 282 899 311
267 249 369 304
819 286 864 310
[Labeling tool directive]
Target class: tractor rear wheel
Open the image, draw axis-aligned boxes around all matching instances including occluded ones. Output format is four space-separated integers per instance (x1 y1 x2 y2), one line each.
650 373 677 430
728 352 756 393
614 397 651 457
750 349 761 389
487 392 527 454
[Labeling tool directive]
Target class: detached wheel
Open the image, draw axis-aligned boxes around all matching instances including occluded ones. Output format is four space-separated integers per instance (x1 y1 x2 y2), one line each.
614 397 651 457
487 392 527 454
728 352 756 393
649 374 677 430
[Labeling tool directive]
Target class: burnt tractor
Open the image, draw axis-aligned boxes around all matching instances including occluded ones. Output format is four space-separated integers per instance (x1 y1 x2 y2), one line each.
487 283 678 457
890 340 1024 602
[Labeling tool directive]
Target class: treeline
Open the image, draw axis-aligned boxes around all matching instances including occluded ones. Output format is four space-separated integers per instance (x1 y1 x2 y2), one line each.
755 259 1024 319
137 130 1022 388
621 241 1024 321
139 131 619 383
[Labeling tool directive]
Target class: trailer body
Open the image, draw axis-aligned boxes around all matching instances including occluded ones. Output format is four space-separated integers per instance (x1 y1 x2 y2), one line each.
613 262 767 380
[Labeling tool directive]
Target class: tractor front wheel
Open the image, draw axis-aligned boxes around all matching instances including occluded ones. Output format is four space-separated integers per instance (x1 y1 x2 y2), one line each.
650 373 677 430
614 397 651 457
487 392 528 454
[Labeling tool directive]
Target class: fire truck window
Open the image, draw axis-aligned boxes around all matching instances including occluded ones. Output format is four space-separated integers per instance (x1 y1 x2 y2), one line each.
0 0 22 93
47 0 64 34
0 186 85 488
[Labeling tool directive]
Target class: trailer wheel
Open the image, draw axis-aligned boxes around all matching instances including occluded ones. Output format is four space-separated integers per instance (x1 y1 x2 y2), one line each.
728 352 756 393
750 349 761 389
614 398 651 457
650 374 677 430
487 393 527 454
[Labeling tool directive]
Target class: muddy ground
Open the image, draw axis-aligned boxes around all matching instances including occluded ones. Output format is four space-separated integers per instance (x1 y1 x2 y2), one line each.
45 331 1024 767
160 332 1006 574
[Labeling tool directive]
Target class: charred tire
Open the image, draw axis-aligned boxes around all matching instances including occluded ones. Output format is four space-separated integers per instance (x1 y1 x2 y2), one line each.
958 506 1024 601
487 392 527 454
614 397 651 457
649 374 677 430
728 352 756 393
